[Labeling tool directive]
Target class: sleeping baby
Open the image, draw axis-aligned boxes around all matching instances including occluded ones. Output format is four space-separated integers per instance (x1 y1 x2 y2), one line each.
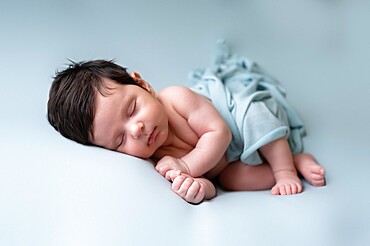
47 41 325 204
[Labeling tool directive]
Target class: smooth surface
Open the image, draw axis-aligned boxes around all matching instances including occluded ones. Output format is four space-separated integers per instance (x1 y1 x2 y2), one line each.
1 1 369 245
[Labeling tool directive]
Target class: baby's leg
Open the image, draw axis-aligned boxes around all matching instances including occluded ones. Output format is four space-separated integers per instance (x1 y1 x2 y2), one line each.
218 140 325 193
218 161 276 191
259 137 302 195
293 153 326 186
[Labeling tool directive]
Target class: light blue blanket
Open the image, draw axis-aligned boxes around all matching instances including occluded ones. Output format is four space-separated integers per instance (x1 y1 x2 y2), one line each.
189 40 306 165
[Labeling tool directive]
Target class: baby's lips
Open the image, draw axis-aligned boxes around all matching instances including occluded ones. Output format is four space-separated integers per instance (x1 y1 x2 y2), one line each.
147 127 158 145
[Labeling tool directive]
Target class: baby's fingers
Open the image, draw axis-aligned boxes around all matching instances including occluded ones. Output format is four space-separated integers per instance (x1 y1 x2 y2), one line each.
172 177 194 197
185 181 205 204
172 177 205 204
176 177 194 195
155 164 171 178
172 175 186 191
166 170 181 181
191 185 205 204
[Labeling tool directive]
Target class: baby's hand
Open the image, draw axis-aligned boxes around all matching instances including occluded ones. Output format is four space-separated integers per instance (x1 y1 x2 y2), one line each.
164 169 182 181
172 174 206 204
155 156 190 180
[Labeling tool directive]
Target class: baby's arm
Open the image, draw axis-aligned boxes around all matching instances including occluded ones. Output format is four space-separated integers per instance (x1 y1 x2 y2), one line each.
156 86 232 177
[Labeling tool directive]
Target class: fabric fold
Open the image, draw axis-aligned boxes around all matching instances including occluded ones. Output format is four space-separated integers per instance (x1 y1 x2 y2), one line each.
189 40 306 165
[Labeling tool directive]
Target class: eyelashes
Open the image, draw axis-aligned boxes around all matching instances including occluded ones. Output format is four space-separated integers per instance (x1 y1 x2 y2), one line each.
128 99 136 117
117 99 137 149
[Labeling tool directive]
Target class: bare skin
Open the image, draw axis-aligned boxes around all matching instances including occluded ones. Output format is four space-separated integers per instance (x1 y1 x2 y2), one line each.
218 153 325 194
157 137 326 200
91 73 326 204
259 137 303 195
294 153 326 187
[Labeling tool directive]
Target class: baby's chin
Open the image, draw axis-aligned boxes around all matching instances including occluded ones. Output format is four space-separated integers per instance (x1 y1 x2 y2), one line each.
117 144 158 159
130 150 155 160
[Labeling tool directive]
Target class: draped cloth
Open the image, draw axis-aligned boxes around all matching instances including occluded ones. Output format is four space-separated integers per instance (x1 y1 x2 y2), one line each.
189 40 306 165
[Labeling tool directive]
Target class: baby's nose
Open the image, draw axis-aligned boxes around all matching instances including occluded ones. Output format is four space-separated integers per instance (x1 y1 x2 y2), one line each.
130 121 144 139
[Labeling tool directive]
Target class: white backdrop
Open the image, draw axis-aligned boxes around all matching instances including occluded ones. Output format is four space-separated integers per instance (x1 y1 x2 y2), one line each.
1 1 369 245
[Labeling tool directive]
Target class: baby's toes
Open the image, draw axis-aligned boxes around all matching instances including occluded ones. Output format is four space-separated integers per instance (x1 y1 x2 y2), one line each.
285 183 300 195
285 185 293 195
278 183 302 195
271 185 281 195
311 165 325 175
279 185 288 195
272 184 296 195
290 183 298 194
297 183 303 193
292 182 303 194
311 173 325 186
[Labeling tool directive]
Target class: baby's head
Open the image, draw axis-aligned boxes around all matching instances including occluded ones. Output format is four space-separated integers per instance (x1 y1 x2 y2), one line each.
47 60 141 146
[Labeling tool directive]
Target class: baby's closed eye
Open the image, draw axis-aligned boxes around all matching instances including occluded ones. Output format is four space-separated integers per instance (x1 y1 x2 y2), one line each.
128 100 136 117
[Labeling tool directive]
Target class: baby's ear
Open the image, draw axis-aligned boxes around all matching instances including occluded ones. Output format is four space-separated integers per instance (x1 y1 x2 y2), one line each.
130 72 142 79
130 71 155 95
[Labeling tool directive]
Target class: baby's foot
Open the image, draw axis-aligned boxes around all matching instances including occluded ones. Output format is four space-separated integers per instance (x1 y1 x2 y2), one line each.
294 153 326 187
271 170 303 195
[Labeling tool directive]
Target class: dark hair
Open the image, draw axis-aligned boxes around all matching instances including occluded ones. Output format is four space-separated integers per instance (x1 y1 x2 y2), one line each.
47 59 140 145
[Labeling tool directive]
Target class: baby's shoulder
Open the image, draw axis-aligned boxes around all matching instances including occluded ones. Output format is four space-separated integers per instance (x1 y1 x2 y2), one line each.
157 85 197 103
158 85 193 96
